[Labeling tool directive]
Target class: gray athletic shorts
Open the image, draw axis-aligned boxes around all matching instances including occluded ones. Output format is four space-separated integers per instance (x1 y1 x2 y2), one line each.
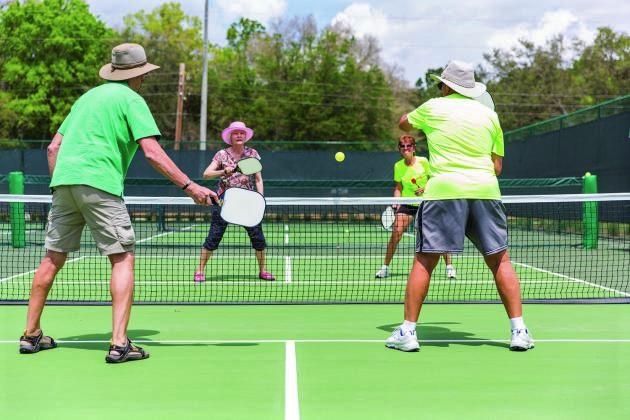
415 199 508 256
45 185 135 255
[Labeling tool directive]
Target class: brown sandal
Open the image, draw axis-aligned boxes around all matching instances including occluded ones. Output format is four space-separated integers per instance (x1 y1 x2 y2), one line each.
105 339 150 363
19 330 57 354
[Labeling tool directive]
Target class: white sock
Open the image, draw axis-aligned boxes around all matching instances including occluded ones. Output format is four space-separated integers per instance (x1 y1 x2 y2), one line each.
446 264 454 269
381 264 389 270
401 320 416 332
510 317 526 330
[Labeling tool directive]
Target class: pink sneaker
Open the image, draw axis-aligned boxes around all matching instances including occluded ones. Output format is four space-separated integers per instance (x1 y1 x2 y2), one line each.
259 271 275 281
194 272 205 283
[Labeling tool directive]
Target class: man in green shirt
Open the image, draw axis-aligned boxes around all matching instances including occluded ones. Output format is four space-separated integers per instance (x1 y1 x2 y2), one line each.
19 43 218 363
385 60 533 352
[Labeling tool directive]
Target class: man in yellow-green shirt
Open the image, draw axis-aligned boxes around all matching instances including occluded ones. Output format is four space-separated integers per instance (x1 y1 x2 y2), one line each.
385 60 533 353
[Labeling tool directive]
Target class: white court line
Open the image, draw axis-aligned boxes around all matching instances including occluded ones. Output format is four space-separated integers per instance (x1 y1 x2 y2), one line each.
136 225 193 244
0 256 87 284
285 340 300 420
284 224 289 245
0 225 193 284
285 257 292 284
1 339 630 344
513 262 630 297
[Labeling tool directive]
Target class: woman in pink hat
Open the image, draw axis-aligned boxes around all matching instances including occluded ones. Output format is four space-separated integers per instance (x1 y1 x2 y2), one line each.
194 121 275 281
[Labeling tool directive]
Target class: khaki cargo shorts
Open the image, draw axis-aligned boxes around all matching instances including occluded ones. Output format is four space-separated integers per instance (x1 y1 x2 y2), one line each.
45 185 135 255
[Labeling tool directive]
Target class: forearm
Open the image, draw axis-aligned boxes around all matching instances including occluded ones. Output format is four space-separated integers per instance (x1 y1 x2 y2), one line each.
47 133 63 176
491 154 503 176
256 179 264 195
203 168 227 179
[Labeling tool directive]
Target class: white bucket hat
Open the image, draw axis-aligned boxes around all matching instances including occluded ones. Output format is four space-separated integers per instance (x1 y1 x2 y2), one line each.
221 121 254 144
430 60 486 98
99 43 159 81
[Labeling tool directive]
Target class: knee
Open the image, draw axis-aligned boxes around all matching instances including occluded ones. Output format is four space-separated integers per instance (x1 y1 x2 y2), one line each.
43 250 67 271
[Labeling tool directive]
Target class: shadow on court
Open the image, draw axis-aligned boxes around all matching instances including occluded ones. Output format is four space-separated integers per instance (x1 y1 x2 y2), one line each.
377 322 508 349
56 329 259 351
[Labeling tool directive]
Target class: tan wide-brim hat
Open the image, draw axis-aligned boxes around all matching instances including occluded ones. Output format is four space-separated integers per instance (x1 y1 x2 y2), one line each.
430 60 486 98
99 43 160 81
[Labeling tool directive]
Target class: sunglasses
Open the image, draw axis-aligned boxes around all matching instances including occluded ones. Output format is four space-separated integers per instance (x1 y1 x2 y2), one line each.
398 144 415 150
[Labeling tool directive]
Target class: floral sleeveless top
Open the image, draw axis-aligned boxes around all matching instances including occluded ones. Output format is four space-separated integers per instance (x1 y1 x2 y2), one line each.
212 147 261 195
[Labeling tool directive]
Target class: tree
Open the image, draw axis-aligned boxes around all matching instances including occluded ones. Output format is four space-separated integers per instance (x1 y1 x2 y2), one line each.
481 27 628 131
202 16 398 148
0 0 114 144
119 2 204 143
571 27 630 106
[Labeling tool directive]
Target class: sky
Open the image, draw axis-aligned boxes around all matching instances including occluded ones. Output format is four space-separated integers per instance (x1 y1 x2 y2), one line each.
85 0 630 85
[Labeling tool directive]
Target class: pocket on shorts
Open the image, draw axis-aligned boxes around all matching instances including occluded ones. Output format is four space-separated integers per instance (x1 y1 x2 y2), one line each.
114 224 135 246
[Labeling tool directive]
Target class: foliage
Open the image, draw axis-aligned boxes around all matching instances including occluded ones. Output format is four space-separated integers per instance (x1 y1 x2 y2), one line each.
0 0 114 144
481 27 629 131
0 1 628 148
119 2 203 140
200 16 397 149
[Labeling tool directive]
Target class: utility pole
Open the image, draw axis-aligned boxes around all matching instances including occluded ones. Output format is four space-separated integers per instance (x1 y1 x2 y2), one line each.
199 0 209 151
174 63 186 151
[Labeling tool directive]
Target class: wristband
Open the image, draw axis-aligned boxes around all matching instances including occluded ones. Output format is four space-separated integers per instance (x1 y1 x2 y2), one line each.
182 180 193 190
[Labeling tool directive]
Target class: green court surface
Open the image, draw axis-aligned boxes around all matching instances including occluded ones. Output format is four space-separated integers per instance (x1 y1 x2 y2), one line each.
1 304 629 419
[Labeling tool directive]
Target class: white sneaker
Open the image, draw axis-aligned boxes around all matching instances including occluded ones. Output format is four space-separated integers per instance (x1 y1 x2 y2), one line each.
510 328 534 351
385 328 420 352
446 265 457 278
375 265 390 278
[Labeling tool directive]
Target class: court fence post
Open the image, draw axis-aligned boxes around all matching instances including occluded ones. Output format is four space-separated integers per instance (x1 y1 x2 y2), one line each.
9 171 26 248
582 172 598 249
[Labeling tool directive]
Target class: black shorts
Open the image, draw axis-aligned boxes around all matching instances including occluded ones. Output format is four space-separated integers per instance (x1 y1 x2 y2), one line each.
415 199 508 256
396 204 419 217
203 205 267 251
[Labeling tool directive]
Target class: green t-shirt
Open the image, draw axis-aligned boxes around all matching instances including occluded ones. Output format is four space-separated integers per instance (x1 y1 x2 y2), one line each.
406 93 504 200
393 156 430 198
51 82 160 197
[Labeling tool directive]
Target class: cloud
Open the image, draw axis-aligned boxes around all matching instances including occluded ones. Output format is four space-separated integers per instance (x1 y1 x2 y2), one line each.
488 9 596 50
216 0 287 23
331 3 390 39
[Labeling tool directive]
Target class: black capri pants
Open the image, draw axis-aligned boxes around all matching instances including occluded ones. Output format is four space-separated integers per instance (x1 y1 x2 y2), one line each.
203 204 267 251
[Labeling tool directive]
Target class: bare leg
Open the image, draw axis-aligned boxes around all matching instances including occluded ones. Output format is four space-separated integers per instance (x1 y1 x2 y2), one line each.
443 253 452 265
403 253 440 321
109 252 135 346
255 250 266 272
383 213 412 266
196 248 213 273
24 250 67 335
484 250 522 318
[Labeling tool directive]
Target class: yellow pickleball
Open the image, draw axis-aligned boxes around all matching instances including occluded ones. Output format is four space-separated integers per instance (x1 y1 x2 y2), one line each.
335 152 345 162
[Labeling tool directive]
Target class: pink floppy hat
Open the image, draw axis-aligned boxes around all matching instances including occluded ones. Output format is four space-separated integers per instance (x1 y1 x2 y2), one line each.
221 121 254 144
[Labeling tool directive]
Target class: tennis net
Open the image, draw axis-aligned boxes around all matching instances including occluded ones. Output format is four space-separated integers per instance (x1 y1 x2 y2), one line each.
1 193 628 304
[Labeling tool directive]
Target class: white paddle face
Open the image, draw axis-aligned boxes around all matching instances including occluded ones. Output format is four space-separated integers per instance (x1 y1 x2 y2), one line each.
220 188 266 227
236 157 262 175
381 206 395 231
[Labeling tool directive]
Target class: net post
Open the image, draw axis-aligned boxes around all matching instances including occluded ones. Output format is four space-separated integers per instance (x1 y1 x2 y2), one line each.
9 171 26 248
582 172 598 249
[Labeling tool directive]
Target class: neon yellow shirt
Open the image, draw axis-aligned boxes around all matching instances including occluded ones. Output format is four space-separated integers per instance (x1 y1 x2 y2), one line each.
406 93 504 200
52 82 160 197
393 156 430 198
